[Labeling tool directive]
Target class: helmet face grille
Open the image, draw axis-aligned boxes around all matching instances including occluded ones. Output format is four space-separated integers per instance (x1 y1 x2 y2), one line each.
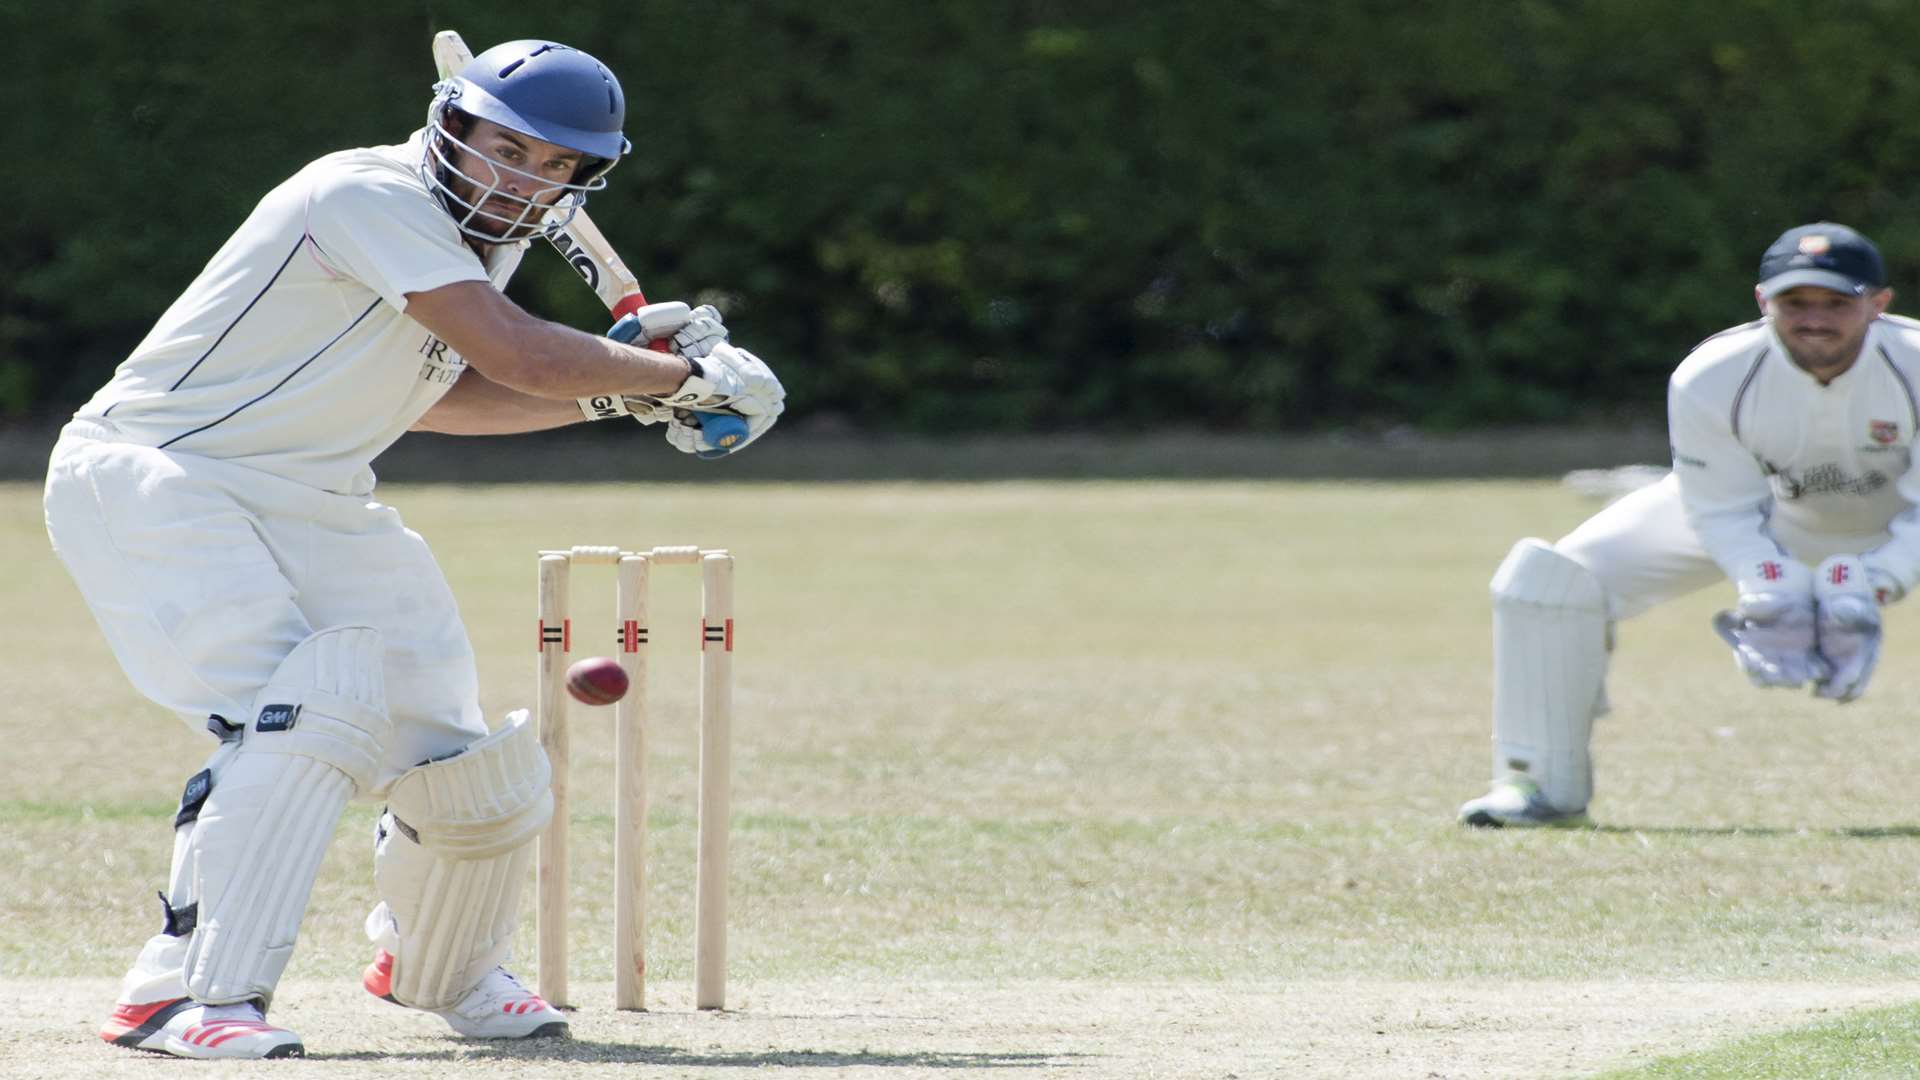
419 88 602 246
417 39 629 244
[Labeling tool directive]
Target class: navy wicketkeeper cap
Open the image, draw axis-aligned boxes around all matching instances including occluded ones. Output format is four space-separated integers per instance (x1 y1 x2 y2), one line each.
1758 222 1886 298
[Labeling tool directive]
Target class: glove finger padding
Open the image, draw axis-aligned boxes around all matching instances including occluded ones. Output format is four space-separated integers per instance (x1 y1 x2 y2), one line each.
630 301 694 341
1813 556 1883 702
1711 559 1825 689
664 343 785 411
627 301 728 359
671 304 730 360
706 345 780 407
661 344 786 458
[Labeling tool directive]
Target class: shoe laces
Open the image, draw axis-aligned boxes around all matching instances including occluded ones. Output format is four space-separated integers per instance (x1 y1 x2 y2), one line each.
198 1001 270 1024
459 968 546 1012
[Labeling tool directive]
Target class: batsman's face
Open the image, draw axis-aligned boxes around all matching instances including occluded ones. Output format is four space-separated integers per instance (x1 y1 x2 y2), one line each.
1762 285 1892 381
446 119 585 237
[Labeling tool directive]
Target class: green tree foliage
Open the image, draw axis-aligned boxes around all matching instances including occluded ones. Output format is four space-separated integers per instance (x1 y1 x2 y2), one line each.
12 1 1920 431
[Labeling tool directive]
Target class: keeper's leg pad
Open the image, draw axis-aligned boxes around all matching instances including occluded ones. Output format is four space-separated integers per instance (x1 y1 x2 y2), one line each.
1489 539 1610 813
181 626 391 1005
368 709 552 1010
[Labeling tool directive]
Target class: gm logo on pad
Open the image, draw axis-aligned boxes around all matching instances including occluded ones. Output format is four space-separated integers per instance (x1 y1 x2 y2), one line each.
256 703 302 733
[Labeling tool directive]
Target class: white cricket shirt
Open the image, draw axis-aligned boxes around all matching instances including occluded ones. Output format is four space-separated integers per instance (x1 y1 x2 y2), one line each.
76 129 525 495
1669 315 1920 589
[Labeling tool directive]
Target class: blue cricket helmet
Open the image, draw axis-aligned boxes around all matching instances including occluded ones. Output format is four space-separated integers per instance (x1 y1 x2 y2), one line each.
422 39 631 243
447 40 630 163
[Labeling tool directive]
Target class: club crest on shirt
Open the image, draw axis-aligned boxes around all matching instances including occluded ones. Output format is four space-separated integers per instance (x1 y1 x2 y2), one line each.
1870 419 1899 445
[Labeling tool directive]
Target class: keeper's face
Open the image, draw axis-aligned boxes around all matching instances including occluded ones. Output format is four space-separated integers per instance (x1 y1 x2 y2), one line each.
1761 284 1893 381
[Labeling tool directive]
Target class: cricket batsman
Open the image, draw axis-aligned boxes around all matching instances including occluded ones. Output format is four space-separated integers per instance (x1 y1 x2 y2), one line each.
44 39 784 1058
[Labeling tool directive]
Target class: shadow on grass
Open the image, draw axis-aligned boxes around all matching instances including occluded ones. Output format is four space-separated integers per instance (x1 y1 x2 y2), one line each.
1588 823 1920 840
310 1042 1080 1069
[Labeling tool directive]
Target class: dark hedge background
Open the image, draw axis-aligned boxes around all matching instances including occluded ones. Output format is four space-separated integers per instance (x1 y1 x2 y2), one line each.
12 0 1920 435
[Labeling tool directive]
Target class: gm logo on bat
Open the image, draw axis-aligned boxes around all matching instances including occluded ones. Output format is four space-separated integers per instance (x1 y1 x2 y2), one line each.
551 233 601 291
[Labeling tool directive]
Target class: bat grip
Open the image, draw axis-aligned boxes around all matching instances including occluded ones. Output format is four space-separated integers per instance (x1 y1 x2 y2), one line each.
604 309 672 353
610 293 650 321
606 294 670 349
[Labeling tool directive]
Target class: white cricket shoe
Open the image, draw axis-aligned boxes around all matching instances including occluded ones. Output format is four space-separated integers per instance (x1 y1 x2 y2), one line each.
100 997 304 1059
1458 778 1590 828
364 950 569 1039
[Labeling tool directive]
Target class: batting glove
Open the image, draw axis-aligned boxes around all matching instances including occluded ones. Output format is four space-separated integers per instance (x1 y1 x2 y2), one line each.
623 301 729 358
577 302 732 423
662 345 785 457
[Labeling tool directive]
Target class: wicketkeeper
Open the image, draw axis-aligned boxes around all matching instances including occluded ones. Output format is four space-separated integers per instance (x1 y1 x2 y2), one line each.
1461 222 1914 827
44 39 784 1059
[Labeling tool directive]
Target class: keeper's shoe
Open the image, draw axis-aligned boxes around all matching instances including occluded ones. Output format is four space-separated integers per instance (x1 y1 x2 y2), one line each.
1458 778 1590 828
100 997 304 1059
364 950 569 1039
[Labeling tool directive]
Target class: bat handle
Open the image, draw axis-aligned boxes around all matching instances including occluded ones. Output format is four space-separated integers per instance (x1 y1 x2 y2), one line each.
610 293 650 322
606 315 752 458
690 413 751 459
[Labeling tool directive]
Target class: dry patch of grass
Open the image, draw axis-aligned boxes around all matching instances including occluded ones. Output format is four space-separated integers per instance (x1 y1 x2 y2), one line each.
6 978 1916 1079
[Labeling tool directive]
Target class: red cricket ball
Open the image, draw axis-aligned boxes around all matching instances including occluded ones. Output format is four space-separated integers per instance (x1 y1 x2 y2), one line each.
566 656 630 706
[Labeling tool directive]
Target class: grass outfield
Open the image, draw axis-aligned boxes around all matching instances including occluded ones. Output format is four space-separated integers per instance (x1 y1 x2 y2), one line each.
3 478 1918 1077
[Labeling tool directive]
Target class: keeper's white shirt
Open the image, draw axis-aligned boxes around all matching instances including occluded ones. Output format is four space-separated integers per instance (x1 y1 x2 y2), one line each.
75 129 524 495
1669 315 1920 591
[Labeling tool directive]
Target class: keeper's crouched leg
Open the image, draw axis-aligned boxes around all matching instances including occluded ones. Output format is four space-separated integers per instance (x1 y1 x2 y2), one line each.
363 709 566 1039
1459 539 1610 827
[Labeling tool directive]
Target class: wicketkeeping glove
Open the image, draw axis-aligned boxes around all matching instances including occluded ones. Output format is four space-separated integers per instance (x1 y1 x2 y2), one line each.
1812 555 1882 703
1711 559 1827 690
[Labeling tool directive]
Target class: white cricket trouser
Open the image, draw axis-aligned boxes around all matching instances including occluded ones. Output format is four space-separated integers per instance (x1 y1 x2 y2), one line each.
43 419 486 784
1557 472 1892 620
1481 471 1895 812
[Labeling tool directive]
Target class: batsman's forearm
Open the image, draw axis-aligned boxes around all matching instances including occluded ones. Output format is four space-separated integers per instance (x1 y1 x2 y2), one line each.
405 279 690 400
411 369 587 435
487 319 692 399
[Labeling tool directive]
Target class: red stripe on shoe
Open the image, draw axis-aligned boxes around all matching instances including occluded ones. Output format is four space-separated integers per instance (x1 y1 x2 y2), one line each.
203 1025 276 1048
100 998 194 1046
186 1021 274 1044
363 949 396 1000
